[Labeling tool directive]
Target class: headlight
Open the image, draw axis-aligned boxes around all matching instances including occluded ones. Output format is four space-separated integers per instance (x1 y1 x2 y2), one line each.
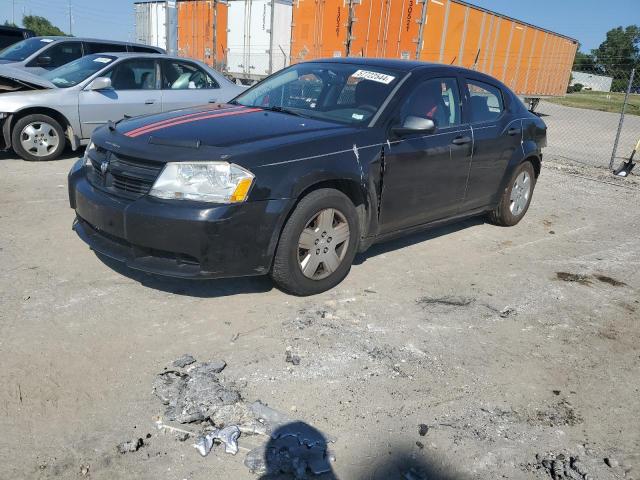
83 141 96 166
149 162 254 203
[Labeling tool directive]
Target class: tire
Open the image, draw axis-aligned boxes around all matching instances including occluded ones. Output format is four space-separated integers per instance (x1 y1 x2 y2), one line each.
271 188 360 296
488 161 537 226
11 114 66 161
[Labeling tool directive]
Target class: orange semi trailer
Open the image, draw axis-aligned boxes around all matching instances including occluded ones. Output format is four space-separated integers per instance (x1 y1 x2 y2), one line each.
176 0 229 69
290 0 578 98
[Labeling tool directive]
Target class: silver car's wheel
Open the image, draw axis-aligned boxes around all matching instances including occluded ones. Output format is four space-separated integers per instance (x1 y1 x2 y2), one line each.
509 171 531 216
298 208 350 280
20 121 60 158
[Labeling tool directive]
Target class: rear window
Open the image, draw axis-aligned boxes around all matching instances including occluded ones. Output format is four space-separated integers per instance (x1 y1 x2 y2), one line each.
85 42 128 54
129 45 161 53
0 37 52 61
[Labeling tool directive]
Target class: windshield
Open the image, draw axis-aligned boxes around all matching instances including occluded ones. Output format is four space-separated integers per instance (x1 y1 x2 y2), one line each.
42 54 116 88
232 62 404 126
0 37 55 61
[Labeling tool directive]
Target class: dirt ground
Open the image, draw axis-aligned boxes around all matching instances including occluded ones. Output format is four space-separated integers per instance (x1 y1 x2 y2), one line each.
0 150 639 480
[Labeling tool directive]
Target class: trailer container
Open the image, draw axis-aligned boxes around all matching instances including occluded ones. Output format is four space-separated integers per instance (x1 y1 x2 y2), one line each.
134 0 177 54
290 0 578 98
227 0 293 81
176 0 229 69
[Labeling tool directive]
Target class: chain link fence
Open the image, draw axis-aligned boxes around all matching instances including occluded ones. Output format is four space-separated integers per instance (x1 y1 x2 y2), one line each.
535 63 639 171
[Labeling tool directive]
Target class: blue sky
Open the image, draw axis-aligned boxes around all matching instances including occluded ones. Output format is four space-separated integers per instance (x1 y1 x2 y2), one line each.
0 0 638 52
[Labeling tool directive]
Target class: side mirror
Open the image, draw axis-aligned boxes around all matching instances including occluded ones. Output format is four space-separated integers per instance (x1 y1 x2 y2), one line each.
36 56 52 66
87 77 113 91
392 116 436 137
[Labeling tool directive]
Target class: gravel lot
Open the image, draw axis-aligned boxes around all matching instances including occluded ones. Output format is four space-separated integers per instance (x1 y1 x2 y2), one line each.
0 148 639 479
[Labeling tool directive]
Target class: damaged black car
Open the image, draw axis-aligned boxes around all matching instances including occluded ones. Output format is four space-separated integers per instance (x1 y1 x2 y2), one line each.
68 58 547 295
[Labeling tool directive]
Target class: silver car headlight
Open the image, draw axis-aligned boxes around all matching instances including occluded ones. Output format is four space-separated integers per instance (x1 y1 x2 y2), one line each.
149 162 255 203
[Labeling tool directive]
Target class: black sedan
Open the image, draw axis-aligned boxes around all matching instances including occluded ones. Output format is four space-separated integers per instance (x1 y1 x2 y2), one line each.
68 58 547 295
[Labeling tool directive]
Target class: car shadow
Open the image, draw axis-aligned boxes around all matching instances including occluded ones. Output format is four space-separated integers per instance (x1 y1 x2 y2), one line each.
95 253 275 298
353 216 486 266
93 216 485 297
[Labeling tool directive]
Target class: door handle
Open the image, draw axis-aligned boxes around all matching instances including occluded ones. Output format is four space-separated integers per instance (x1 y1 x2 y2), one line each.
508 128 522 136
452 136 472 145
145 99 156 105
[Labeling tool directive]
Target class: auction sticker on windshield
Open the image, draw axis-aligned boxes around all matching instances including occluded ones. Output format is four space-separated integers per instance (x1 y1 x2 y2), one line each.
352 70 396 84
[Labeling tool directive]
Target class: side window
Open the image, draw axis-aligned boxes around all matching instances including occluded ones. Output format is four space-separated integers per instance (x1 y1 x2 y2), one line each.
103 59 157 90
399 77 461 128
466 79 504 123
85 42 128 54
39 41 83 68
162 60 219 89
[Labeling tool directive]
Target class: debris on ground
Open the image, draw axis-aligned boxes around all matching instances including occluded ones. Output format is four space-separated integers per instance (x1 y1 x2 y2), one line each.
244 421 334 478
594 275 627 287
532 451 634 480
79 464 89 476
285 348 301 366
172 354 196 368
556 272 592 285
416 296 475 307
153 357 336 477
116 438 144 454
194 425 241 456
418 424 429 436
499 306 517 318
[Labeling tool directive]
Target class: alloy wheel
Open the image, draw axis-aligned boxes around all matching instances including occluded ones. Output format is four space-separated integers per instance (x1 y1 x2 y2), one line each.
509 170 531 216
297 208 351 280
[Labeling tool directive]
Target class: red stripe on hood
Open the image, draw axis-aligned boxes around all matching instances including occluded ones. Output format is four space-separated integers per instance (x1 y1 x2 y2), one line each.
125 108 262 138
124 105 247 138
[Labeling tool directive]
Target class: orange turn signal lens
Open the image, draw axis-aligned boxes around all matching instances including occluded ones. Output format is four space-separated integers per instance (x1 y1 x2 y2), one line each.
229 177 253 203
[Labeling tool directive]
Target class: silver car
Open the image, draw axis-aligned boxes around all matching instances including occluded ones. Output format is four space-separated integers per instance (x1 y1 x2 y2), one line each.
0 53 245 161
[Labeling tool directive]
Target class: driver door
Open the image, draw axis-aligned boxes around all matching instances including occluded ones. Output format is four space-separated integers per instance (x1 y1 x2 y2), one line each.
78 58 162 138
378 76 472 233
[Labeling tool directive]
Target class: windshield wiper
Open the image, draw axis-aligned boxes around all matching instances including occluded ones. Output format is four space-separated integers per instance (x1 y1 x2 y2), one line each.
261 105 307 118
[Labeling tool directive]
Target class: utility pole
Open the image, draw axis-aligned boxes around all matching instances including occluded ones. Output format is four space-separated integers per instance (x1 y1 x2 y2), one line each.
68 0 73 35
12 0 15 25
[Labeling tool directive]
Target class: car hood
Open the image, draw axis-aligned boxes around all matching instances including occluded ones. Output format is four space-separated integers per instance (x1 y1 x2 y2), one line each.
0 66 56 92
100 103 358 167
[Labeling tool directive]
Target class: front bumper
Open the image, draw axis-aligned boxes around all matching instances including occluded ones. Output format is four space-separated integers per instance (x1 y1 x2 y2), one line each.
68 159 292 279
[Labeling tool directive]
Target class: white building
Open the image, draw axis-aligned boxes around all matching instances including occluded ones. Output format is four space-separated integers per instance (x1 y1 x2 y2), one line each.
570 71 613 92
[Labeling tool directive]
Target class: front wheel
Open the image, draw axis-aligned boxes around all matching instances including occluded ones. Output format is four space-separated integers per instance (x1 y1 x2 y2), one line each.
271 189 360 296
488 161 537 226
11 114 66 161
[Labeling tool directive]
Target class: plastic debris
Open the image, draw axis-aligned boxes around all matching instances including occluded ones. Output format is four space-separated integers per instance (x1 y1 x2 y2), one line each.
194 425 241 456
116 438 144 454
285 349 301 365
418 424 429 436
499 307 517 318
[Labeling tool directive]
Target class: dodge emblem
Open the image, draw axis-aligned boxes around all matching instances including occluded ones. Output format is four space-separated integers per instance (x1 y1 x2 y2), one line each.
100 160 109 174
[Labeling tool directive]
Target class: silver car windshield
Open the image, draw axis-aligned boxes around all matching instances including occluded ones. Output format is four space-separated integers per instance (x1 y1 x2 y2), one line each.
0 37 54 61
42 54 116 88
232 62 403 126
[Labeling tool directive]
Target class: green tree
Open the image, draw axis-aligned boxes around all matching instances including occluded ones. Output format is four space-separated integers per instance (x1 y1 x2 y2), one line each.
573 51 595 71
591 25 639 91
22 15 69 36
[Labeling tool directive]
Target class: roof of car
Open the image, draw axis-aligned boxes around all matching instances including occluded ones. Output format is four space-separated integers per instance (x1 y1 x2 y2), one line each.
309 57 445 72
30 36 161 47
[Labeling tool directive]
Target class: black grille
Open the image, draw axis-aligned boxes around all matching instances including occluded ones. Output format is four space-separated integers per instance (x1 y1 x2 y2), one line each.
88 151 163 198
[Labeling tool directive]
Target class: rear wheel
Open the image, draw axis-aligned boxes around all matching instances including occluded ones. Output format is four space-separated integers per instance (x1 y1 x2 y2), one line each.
271 189 359 296
488 161 536 226
11 114 66 161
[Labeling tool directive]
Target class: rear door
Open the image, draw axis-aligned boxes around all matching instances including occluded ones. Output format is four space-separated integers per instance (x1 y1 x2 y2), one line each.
461 78 522 211
379 75 473 232
160 59 220 111
78 58 162 138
